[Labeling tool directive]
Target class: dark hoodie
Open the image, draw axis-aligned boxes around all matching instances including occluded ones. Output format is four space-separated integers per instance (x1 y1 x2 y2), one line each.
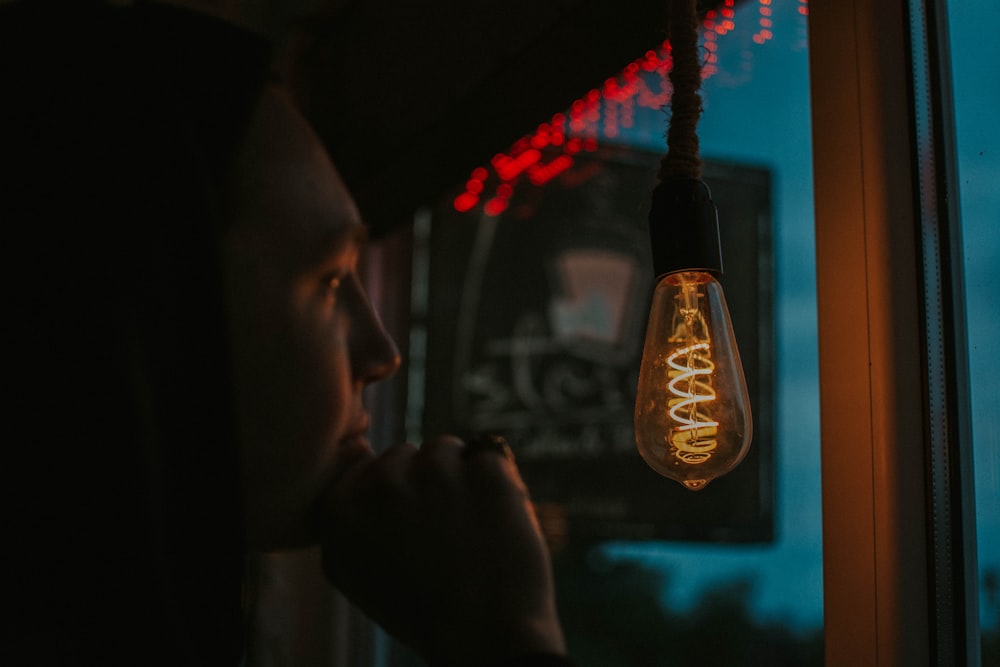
3 2 270 663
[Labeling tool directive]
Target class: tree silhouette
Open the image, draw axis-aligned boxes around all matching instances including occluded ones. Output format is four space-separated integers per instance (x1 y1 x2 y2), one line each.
983 567 999 666
554 548 822 667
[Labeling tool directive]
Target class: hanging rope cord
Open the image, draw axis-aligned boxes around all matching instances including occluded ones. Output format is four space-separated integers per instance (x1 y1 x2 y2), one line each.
660 0 703 181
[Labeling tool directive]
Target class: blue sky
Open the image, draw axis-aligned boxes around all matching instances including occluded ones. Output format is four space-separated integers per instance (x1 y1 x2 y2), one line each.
950 0 1000 631
602 0 998 632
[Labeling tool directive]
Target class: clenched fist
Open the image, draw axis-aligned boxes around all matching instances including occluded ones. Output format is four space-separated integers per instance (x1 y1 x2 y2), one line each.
319 436 567 666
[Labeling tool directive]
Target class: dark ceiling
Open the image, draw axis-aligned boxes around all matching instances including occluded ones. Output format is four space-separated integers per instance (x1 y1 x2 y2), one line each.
217 0 728 235
288 0 681 235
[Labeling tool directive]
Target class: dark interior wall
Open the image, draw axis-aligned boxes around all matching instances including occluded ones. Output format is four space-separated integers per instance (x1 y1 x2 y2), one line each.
290 0 674 235
180 0 742 236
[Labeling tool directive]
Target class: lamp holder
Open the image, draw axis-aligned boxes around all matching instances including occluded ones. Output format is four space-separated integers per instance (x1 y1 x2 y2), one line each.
648 177 723 280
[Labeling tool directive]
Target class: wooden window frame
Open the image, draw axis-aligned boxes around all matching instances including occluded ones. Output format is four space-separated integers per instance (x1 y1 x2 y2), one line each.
809 1 979 664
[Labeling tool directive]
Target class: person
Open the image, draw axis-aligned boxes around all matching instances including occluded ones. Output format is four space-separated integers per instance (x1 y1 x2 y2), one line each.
3 2 569 665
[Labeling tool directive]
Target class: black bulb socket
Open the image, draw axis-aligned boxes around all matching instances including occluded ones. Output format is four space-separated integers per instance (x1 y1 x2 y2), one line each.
648 177 724 281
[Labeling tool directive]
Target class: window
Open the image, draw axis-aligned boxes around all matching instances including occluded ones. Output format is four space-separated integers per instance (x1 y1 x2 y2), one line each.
947 0 1000 661
412 3 822 664
250 2 993 664
811 0 991 663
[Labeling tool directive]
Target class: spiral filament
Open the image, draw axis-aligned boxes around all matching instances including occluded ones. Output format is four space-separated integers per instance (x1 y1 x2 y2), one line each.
666 342 719 463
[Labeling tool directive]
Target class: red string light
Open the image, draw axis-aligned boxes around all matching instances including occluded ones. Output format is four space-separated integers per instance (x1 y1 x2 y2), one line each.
453 0 808 214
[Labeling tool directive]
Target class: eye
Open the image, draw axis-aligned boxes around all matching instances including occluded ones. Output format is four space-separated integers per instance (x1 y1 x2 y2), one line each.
323 273 346 303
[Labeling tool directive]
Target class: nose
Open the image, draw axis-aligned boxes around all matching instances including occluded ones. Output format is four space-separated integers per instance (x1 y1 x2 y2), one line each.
350 283 402 385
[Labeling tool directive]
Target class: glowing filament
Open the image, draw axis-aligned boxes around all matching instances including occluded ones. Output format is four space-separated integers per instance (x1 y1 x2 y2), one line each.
666 342 719 463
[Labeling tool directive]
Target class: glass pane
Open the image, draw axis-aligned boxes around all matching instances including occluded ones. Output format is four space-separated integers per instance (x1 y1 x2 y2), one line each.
599 2 822 663
413 2 821 664
946 1 1000 662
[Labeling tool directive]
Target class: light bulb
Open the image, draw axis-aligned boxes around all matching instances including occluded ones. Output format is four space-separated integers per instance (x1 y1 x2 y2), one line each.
634 270 751 490
635 178 752 490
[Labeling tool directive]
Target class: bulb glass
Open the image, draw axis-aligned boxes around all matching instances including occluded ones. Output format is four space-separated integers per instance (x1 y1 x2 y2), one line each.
634 270 752 490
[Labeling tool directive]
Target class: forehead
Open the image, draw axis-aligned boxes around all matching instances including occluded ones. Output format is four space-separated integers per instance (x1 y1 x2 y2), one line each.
227 85 366 269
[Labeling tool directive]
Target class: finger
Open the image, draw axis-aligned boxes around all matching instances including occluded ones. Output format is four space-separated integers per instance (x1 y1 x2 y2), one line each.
415 434 465 466
460 435 529 495
374 441 420 483
410 436 467 509
461 433 515 463
324 441 417 516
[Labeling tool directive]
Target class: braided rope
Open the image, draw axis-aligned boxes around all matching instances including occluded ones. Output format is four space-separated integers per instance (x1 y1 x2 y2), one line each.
659 0 703 180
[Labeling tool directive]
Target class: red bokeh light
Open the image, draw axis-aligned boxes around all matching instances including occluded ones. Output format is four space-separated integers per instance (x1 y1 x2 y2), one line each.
454 0 808 214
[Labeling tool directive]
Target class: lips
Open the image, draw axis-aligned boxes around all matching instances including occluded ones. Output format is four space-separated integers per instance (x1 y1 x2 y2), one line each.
315 419 375 519
344 412 369 441
338 414 373 460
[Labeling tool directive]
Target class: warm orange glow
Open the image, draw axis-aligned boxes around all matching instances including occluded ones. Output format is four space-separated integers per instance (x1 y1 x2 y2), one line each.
635 272 752 490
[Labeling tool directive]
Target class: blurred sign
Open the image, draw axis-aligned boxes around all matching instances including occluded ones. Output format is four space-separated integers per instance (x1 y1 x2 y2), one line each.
422 146 774 544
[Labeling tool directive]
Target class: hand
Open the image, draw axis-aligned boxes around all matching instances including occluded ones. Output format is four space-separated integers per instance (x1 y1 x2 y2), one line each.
318 435 566 666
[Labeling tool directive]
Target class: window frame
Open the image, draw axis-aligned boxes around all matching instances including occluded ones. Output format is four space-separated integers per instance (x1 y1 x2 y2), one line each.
808 0 979 664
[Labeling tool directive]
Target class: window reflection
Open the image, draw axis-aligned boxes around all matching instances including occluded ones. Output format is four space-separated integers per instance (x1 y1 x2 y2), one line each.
947 1 1000 661
416 3 821 665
